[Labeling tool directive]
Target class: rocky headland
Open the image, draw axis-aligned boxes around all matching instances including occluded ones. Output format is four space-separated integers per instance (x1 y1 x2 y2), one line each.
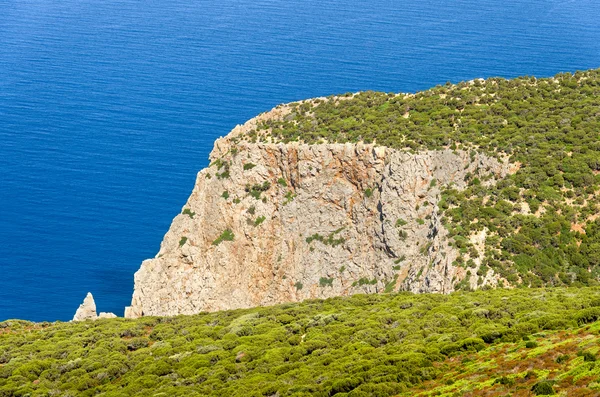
123 103 514 318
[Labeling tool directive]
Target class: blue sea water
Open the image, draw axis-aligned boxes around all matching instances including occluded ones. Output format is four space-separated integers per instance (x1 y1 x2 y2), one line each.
1 0 599 321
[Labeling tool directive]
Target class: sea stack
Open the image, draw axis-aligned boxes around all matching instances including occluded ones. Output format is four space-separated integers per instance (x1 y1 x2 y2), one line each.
73 292 116 321
73 292 97 321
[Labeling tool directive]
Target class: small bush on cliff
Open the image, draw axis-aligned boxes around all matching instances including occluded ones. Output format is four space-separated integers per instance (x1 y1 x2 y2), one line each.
283 190 296 205
212 229 234 245
179 236 187 247
182 208 195 218
319 277 334 287
245 181 271 200
249 216 266 226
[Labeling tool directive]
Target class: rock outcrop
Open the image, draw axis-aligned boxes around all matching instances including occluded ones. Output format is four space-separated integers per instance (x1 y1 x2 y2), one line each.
73 292 97 321
73 292 116 321
125 105 514 318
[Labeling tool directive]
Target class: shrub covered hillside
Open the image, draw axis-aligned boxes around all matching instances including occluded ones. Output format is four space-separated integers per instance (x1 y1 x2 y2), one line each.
2 288 600 396
238 69 600 288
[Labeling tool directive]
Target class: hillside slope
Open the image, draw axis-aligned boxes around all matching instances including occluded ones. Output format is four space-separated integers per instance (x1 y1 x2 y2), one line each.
2 288 600 396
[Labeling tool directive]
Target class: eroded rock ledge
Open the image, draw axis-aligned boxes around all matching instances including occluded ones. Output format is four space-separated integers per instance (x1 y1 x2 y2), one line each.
125 109 513 317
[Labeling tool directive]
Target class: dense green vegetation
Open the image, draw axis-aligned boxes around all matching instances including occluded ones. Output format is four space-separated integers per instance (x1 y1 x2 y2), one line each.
238 69 600 288
2 288 600 396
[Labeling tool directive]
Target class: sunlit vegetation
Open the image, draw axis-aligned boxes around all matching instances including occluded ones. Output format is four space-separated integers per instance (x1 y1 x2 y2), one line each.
211 158 231 180
238 69 600 288
1 288 599 396
212 229 234 246
182 208 195 218
305 228 346 248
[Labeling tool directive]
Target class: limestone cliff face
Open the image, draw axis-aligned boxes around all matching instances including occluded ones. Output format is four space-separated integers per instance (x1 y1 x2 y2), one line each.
125 107 513 318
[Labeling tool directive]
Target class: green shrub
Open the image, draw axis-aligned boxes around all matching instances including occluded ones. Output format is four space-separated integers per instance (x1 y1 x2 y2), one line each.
583 351 597 362
531 381 555 395
179 236 188 247
283 190 296 205
127 338 149 351
331 377 361 394
576 307 600 325
395 218 407 227
212 229 235 245
245 181 271 199
182 208 195 218
458 338 486 352
243 163 256 171
319 277 334 287
305 229 345 247
493 376 514 386
555 354 569 364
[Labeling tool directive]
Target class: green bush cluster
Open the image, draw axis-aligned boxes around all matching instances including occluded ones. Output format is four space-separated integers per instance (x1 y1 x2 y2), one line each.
211 158 231 179
250 216 266 227
305 228 346 247
182 208 195 218
245 181 271 200
1 288 599 396
319 277 334 287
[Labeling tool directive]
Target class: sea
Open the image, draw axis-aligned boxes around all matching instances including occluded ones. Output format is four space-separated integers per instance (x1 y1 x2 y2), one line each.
1 0 599 321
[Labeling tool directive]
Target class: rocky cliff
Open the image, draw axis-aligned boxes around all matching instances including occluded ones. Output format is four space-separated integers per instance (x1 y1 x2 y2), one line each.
125 104 513 318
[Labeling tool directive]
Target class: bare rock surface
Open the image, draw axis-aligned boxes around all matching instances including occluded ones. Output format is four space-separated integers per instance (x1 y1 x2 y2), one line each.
125 106 514 318
73 292 117 321
73 292 97 321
